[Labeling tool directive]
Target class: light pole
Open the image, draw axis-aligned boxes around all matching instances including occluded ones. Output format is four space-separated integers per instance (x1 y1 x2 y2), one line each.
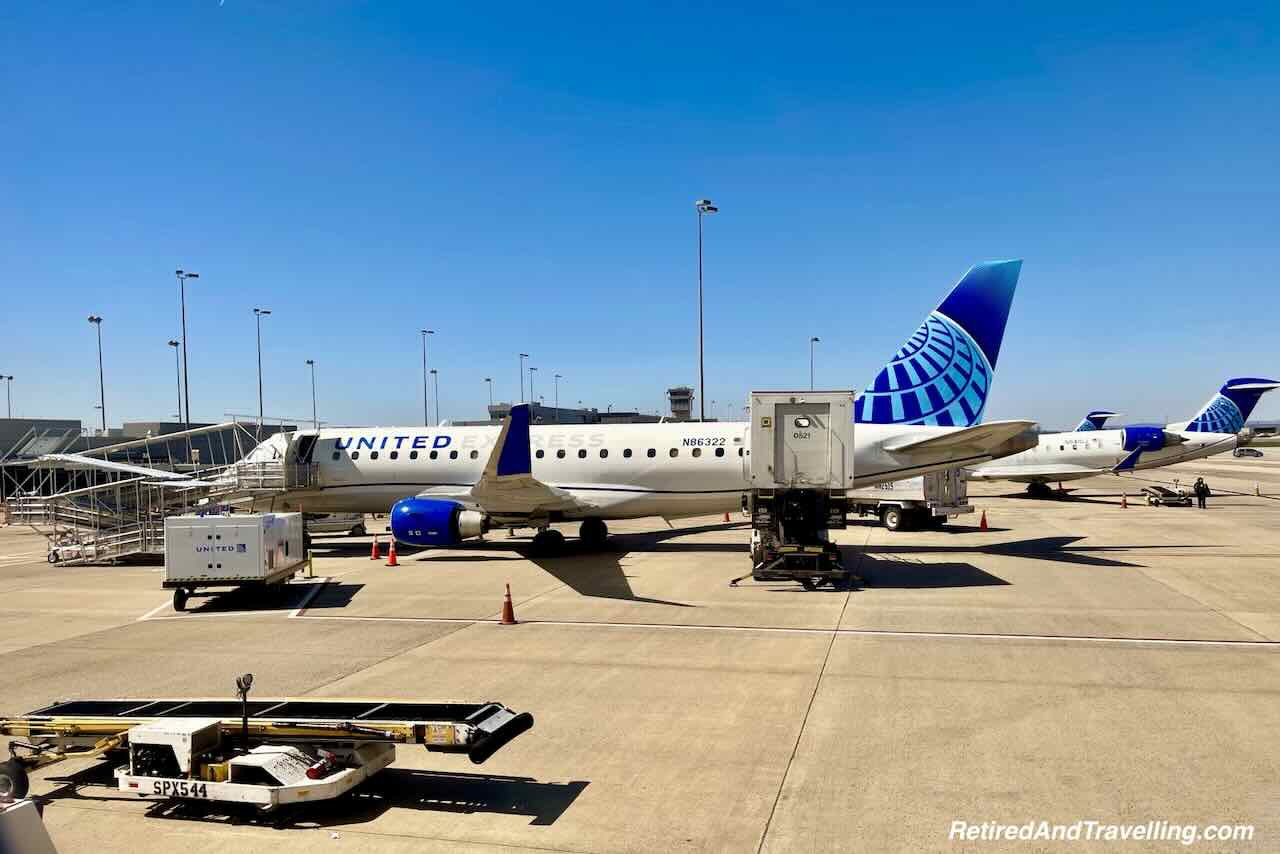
554 373 562 422
809 336 820 390
305 359 317 429
166 341 181 421
175 270 199 430
87 315 105 432
0 375 12 419
518 354 529 402
529 367 537 410
695 198 718 421
253 308 271 437
429 369 439 424
420 329 434 426
484 377 493 409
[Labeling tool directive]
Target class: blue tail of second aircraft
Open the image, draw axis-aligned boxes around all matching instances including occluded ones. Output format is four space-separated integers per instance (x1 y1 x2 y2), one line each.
1182 378 1280 433
1075 410 1118 432
855 260 1022 428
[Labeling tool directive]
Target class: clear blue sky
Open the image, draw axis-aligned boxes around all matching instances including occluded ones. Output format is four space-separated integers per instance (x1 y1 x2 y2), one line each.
3 2 1278 430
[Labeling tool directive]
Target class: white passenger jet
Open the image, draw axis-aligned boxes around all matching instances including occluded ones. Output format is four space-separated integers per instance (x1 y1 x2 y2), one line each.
233 260 1036 553
968 378 1279 495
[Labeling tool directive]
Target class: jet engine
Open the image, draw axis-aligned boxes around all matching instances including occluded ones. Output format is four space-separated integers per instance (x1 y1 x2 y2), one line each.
1122 425 1187 452
390 497 487 547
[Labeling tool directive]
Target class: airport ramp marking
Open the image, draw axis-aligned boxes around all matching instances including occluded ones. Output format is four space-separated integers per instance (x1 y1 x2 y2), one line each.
288 612 1280 648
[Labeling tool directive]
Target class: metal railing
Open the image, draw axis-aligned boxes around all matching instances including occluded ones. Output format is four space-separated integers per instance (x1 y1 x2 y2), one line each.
7 457 319 566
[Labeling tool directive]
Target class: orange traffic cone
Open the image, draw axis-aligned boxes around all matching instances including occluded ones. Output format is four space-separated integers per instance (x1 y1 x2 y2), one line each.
499 583 517 625
385 538 398 567
979 510 988 531
370 535 381 560
1121 492 1127 509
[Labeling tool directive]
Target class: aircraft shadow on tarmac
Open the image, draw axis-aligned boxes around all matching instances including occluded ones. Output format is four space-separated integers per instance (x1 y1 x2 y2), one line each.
859 535 1223 570
491 520 753 607
35 760 587 828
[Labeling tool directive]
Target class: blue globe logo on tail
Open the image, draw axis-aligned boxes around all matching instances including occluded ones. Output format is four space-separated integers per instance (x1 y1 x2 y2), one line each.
1186 394 1245 434
855 260 1021 428
1184 378 1280 433
855 312 990 427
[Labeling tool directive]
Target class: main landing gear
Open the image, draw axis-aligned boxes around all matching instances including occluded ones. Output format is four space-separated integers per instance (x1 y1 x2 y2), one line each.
578 518 609 549
529 528 565 558
527 519 609 558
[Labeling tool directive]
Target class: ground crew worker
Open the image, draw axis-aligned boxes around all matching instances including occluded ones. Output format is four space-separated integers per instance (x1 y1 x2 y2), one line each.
1193 477 1210 509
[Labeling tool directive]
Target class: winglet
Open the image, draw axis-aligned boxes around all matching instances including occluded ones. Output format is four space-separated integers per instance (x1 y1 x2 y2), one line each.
491 404 532 478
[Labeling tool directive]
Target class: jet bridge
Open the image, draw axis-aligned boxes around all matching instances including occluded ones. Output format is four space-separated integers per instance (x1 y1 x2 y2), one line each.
1 688 534 809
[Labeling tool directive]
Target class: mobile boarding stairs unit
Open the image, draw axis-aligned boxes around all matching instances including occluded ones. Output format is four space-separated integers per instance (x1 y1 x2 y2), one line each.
0 677 534 811
731 391 857 590
3 422 319 566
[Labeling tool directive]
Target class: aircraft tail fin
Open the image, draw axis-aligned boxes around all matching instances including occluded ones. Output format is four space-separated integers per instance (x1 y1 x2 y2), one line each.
1075 410 1119 432
1181 378 1280 433
855 260 1022 427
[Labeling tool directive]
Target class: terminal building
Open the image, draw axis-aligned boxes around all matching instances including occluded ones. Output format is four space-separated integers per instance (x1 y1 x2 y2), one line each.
455 387 715 426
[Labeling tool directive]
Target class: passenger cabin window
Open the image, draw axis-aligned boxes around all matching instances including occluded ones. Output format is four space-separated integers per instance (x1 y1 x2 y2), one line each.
430 450 438 460
450 450 458 460
331 451 340 461
692 447 702 458
715 447 725 457
536 449 545 459
578 449 587 459
370 451 379 460
669 448 678 458
410 450 419 460
351 451 360 460
623 448 632 458
556 449 566 459
470 450 479 459
738 448 743 457
389 451 398 460
600 449 608 459
647 449 656 458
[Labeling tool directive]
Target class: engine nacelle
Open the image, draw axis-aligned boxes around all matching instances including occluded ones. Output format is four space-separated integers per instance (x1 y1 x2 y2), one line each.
1122 425 1184 452
390 498 487 547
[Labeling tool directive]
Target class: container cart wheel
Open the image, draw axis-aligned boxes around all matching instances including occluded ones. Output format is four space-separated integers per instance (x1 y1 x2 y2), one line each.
0 757 30 802
173 587 190 612
881 506 904 532
800 577 819 591
47 550 59 564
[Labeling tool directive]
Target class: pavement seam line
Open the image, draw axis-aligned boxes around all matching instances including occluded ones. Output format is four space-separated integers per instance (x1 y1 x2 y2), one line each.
754 527 867 854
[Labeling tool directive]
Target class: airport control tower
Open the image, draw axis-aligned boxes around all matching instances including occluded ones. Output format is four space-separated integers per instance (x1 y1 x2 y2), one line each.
667 386 694 421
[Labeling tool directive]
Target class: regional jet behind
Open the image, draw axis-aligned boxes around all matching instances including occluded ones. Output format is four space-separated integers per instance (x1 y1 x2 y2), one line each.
969 378 1279 495
225 260 1035 553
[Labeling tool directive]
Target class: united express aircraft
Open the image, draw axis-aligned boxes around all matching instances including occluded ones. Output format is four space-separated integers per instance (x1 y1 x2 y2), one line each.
236 261 1036 553
969 378 1278 495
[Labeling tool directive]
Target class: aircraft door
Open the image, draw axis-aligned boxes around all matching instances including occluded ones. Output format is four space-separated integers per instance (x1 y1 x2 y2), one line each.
286 432 319 488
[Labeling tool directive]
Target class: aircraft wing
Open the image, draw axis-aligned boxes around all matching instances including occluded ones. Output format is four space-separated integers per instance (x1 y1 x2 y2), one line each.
968 463 1112 483
418 404 594 518
882 420 1038 458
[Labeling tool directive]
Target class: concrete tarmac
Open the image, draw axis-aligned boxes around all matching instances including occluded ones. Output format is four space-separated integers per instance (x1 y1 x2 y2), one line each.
1 458 1277 852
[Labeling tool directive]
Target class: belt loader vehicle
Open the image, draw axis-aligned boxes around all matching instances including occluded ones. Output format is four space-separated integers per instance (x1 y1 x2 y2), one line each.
0 676 534 811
